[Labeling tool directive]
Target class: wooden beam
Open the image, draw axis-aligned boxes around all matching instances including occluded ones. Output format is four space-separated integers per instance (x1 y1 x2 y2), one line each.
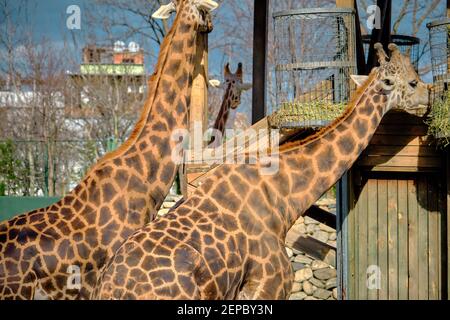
252 0 268 124
181 33 209 199
286 231 336 265
304 206 336 229
336 0 353 8
447 151 450 299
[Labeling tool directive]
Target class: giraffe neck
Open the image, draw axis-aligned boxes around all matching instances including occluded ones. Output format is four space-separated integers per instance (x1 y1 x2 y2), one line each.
209 85 233 145
105 5 198 183
276 74 387 230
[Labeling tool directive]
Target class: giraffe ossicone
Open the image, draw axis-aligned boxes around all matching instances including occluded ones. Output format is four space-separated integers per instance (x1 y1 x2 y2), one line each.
91 43 429 300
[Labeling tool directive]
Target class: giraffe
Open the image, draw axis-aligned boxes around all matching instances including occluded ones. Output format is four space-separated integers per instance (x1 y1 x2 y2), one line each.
91 43 430 300
208 62 252 147
0 0 218 300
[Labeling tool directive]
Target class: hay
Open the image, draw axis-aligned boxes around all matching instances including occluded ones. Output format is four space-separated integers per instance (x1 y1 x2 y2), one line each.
269 100 347 128
427 89 450 147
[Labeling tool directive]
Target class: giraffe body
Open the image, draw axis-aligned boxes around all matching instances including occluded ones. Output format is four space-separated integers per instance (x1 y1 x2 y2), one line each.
92 44 429 300
0 0 218 300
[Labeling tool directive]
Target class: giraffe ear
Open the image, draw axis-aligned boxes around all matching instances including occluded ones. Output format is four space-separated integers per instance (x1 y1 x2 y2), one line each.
238 82 252 91
152 2 176 20
350 75 369 88
208 79 222 88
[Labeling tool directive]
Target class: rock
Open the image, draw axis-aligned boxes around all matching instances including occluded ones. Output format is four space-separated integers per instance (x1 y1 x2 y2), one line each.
291 262 305 271
292 248 304 255
332 288 338 299
165 194 182 202
304 296 318 300
295 216 304 225
294 267 313 282
313 230 329 243
311 260 329 270
314 268 337 280
327 240 337 247
306 224 316 234
304 216 318 225
285 247 293 258
289 292 307 300
291 223 306 234
313 288 332 300
291 282 302 293
325 277 337 290
329 233 337 241
294 255 312 265
157 208 170 216
302 281 314 295
319 223 335 233
162 202 175 209
309 277 325 288
324 253 336 268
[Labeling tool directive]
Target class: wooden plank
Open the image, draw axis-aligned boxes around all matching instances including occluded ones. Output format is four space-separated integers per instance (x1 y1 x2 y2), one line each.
369 135 433 146
447 152 450 300
417 175 429 299
367 179 378 300
336 0 354 7
363 145 439 158
357 177 368 299
427 175 439 300
374 124 428 136
386 179 397 299
285 231 336 262
379 111 427 125
363 166 442 173
397 179 408 299
348 170 357 299
304 205 336 229
357 155 442 169
378 179 388 299
408 179 419 299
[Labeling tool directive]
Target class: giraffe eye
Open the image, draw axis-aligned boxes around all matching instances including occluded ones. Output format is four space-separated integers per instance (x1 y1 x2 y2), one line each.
383 79 394 86
409 80 418 88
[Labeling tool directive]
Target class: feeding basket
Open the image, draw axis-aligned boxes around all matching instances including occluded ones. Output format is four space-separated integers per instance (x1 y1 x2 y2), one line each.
362 35 420 72
427 18 450 144
270 8 357 129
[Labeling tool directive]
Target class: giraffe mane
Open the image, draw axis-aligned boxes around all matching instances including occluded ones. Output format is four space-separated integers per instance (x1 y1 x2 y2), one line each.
277 70 378 154
85 1 187 171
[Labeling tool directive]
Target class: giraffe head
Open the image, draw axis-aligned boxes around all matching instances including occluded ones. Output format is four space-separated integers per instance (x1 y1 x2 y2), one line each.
351 43 430 112
152 0 218 32
210 62 252 110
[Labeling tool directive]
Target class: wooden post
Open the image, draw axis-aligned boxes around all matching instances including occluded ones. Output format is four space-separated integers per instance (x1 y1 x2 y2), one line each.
252 0 268 124
180 33 209 198
336 0 356 301
447 151 450 300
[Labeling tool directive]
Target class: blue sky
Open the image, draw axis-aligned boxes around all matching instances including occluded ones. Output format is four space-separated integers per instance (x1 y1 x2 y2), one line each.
1 1 447 95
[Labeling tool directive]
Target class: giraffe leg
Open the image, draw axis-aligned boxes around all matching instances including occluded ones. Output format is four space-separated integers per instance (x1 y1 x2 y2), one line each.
236 273 292 300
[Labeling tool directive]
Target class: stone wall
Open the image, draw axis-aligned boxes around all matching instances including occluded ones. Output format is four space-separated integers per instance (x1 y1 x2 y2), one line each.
287 198 337 300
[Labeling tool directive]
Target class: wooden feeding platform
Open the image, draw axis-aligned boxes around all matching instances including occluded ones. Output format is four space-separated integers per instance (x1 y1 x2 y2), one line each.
337 108 450 300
